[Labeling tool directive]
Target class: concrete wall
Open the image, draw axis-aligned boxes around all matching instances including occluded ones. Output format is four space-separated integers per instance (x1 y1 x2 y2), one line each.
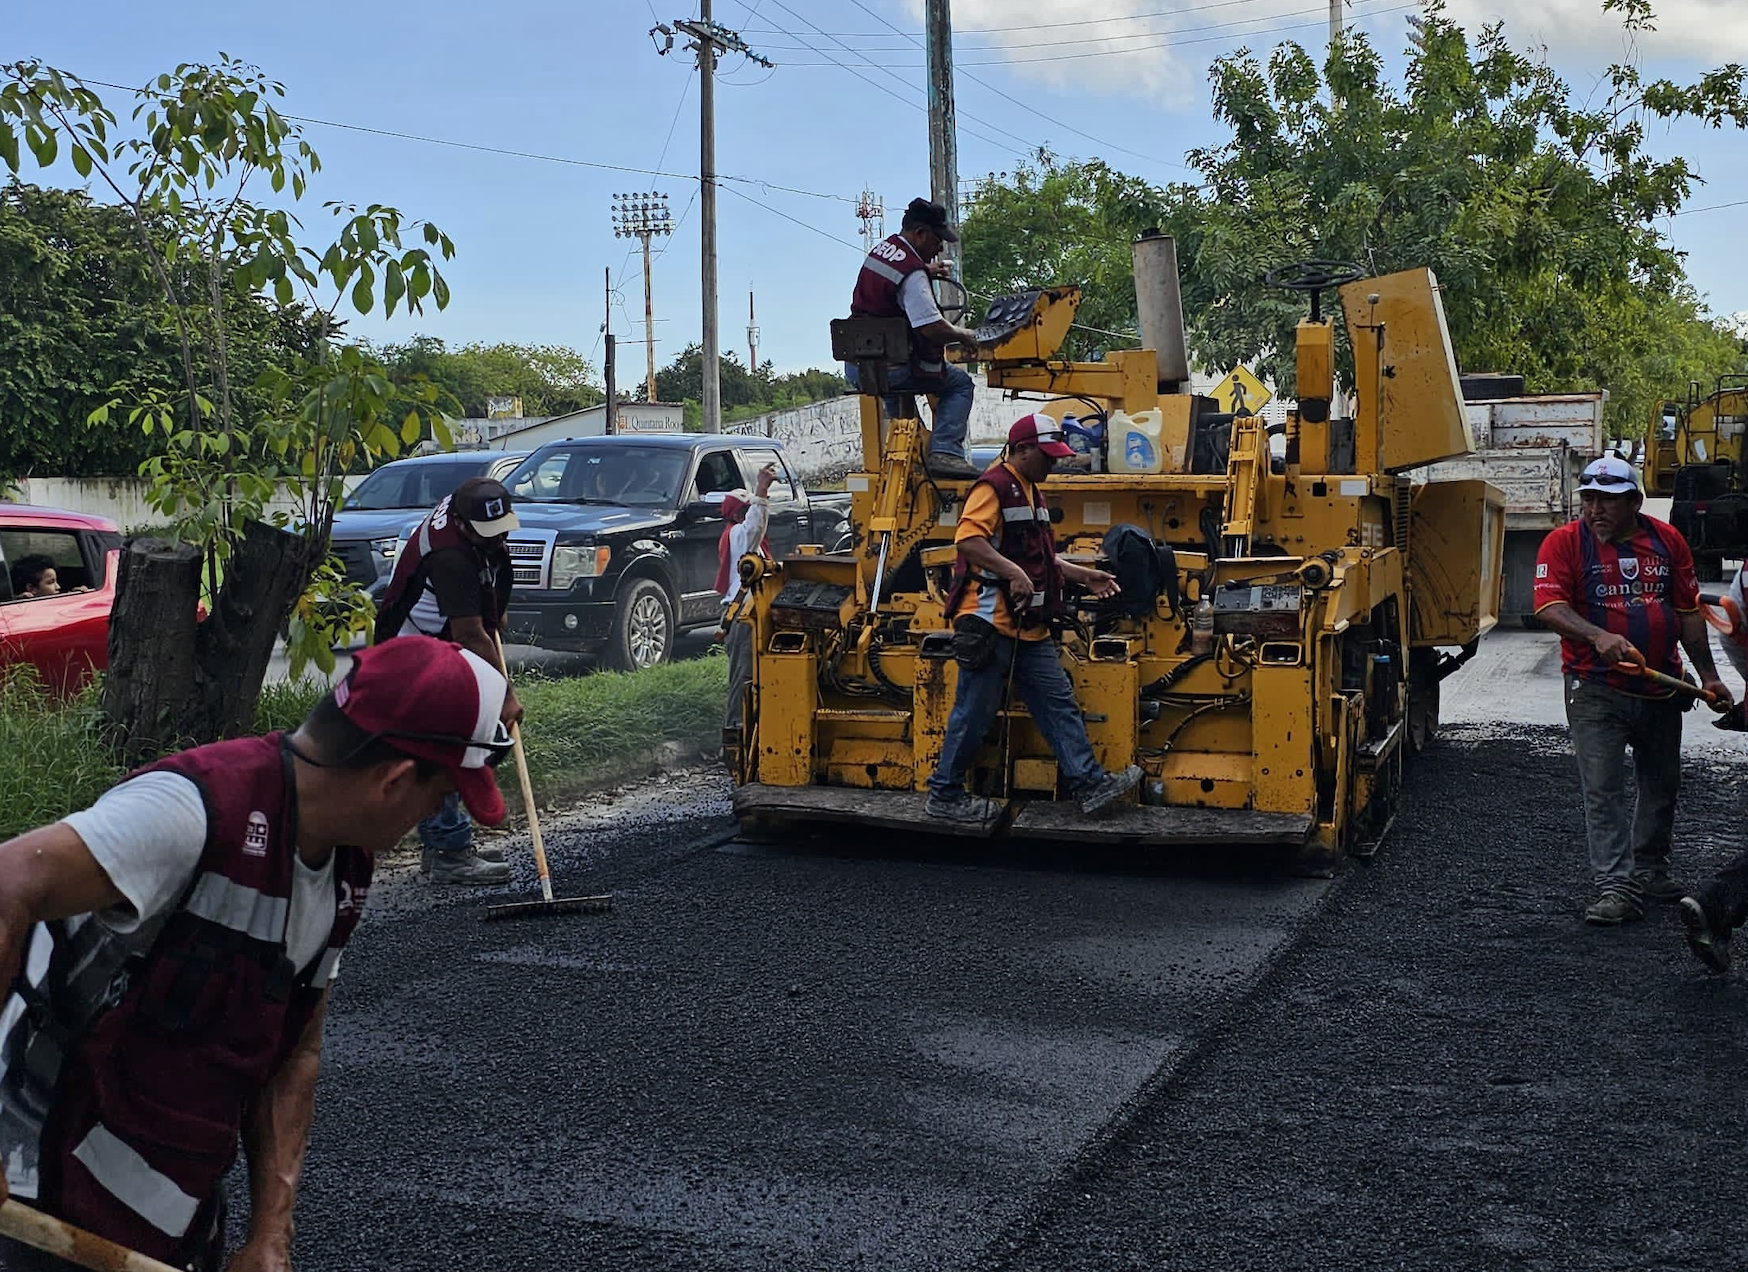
10 476 358 531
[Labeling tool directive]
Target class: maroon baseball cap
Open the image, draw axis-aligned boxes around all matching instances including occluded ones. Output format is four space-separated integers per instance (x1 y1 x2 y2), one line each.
1008 412 1076 458
332 635 513 825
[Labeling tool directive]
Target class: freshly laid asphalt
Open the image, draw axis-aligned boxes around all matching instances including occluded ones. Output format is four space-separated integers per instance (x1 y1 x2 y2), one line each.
266 630 1748 1271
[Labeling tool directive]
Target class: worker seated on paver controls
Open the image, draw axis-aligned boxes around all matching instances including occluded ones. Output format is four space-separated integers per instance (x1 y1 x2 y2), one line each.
843 196 982 481
925 412 1145 824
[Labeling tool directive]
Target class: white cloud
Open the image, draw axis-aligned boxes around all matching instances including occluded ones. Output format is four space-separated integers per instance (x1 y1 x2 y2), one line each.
1439 0 1748 61
895 0 1747 104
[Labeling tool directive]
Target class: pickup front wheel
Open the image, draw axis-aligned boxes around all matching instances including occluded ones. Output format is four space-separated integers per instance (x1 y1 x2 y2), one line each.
609 578 675 671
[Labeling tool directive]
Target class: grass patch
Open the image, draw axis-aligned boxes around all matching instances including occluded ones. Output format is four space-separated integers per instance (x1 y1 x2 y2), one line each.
516 656 728 800
0 671 125 841
0 657 728 839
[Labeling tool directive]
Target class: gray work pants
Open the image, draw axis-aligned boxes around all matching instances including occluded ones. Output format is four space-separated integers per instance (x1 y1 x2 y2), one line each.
725 618 753 733
1564 676 1684 901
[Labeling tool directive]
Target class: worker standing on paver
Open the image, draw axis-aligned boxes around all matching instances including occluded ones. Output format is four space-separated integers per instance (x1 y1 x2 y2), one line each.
925 413 1144 824
844 197 983 480
375 476 524 885
1533 454 1732 926
717 461 776 754
0 636 513 1270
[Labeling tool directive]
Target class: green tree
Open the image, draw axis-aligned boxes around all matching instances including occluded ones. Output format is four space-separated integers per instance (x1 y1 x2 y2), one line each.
640 344 848 428
2 59 455 756
373 335 601 419
959 2 1747 438
0 181 329 479
962 154 1173 360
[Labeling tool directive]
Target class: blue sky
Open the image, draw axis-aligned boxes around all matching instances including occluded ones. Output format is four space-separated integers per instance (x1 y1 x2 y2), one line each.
8 0 1746 382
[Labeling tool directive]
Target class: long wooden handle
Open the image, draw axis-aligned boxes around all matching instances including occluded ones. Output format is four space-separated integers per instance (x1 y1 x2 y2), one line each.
0 1199 182 1272
491 635 554 903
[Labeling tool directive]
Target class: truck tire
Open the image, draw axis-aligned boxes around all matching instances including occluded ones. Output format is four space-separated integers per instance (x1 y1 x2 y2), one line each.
609 579 674 671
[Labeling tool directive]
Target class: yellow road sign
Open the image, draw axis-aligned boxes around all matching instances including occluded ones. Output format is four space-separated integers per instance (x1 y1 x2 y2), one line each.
1212 365 1272 417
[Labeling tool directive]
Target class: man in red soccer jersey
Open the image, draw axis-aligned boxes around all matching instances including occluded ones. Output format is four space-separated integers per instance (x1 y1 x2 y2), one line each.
1533 455 1732 926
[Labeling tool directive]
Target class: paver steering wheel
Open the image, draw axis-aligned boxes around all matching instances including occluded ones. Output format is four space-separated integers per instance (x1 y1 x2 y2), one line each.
1263 260 1364 322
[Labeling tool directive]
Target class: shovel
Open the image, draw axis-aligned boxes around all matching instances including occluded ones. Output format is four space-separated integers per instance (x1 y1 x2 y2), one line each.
1621 659 1721 705
0 1199 181 1272
482 634 612 921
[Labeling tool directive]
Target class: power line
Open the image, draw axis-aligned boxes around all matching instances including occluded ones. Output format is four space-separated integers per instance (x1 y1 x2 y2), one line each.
777 0 1424 67
841 0 1195 175
775 0 1347 52
1674 197 1748 216
745 0 1303 38
749 0 1044 157
78 76 857 206
718 181 865 251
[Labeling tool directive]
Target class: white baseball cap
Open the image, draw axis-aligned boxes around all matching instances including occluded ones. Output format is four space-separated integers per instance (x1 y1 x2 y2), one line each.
1577 454 1639 495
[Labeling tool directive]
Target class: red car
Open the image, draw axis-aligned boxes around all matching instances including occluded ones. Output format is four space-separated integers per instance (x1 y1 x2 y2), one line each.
0 503 121 695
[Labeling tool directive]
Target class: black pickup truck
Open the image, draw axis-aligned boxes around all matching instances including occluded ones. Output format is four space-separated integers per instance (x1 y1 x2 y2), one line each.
500 433 853 670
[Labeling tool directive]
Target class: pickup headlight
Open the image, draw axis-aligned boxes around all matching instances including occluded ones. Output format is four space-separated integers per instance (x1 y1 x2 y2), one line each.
549 545 612 590
369 537 400 578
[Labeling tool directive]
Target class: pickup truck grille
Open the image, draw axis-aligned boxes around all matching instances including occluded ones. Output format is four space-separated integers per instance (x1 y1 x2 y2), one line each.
330 539 380 589
506 535 554 589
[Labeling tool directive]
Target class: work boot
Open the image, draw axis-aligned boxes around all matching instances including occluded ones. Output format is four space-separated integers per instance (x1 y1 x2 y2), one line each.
427 849 513 885
1678 896 1732 975
1583 892 1644 926
925 791 999 825
1634 870 1683 903
475 843 508 864
1080 765 1144 816
924 452 980 480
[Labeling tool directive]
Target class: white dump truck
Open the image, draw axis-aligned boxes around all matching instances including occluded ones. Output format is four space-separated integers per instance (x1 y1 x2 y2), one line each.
1414 377 1607 622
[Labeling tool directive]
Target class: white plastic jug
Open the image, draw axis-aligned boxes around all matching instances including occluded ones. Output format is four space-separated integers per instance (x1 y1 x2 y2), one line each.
1107 408 1165 474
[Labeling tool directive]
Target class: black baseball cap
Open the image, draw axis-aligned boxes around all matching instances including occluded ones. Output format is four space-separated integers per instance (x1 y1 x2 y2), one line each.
451 476 520 537
902 197 958 243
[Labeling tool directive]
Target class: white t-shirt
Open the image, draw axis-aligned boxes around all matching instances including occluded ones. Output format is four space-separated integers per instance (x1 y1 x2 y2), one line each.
61 771 339 977
719 496 772 608
899 269 944 330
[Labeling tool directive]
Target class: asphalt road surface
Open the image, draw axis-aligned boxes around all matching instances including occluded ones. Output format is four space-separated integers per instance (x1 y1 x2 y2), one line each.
265 629 719 686
258 628 1748 1270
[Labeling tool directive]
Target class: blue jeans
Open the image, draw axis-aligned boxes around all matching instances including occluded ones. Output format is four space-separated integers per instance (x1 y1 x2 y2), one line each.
928 635 1104 799
419 790 472 852
1564 676 1683 900
844 361 974 459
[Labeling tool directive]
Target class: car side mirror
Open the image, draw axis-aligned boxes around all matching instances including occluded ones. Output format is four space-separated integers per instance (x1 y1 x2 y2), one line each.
682 500 723 522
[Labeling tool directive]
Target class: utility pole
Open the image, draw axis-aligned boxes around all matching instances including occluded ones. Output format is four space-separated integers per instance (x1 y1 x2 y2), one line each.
652 10 772 433
603 266 617 435
611 192 673 402
747 289 759 374
925 0 960 283
1329 0 1344 50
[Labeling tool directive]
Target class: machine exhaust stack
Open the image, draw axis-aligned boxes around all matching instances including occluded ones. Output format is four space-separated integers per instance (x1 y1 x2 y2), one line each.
1133 230 1191 394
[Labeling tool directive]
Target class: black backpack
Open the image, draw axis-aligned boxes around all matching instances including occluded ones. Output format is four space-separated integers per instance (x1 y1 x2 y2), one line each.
1099 523 1178 618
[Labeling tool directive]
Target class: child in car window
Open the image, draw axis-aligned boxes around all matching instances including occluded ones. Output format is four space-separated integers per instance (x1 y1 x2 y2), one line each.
10 555 59 597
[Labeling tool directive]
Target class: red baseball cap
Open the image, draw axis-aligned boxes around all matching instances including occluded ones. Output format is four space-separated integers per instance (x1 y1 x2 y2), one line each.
332 636 513 825
1008 412 1076 458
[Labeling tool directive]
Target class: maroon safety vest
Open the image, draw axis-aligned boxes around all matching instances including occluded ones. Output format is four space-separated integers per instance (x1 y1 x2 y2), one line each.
942 462 1064 630
849 233 948 387
374 494 513 644
0 734 373 1264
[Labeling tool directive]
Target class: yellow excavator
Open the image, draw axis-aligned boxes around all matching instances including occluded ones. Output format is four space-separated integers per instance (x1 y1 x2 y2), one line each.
727 241 1503 868
1642 377 1748 581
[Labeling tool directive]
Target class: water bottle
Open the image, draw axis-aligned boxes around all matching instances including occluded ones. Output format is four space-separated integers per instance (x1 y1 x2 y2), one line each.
1191 596 1215 655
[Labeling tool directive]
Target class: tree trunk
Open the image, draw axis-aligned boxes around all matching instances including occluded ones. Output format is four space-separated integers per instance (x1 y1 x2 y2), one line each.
104 538 203 766
105 521 318 765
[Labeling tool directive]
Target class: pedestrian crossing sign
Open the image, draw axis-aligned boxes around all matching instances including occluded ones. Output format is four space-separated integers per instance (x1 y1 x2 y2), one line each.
1212 365 1272 417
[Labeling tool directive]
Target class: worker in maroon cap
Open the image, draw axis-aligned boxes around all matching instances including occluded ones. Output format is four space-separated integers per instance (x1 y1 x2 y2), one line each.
926 412 1143 824
376 475 523 885
0 636 514 1271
